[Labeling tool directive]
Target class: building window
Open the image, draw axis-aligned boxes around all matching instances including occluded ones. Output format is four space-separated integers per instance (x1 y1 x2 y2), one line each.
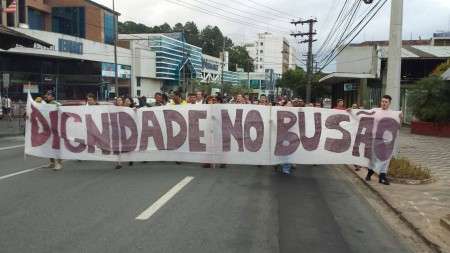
28 9 46 30
104 13 115 45
52 7 86 38
260 65 263 69
260 50 263 53
260 42 263 46
137 90 141 96
136 77 141 87
260 58 263 61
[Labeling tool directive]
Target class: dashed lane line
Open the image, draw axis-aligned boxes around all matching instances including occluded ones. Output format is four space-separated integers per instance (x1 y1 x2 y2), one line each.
0 144 24 151
135 176 194 220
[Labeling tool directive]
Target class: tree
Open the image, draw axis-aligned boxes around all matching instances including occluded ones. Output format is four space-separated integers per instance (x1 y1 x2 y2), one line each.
200 25 224 57
184 21 201 47
228 46 254 72
407 76 450 124
158 22 172 33
429 59 450 77
173 23 184 32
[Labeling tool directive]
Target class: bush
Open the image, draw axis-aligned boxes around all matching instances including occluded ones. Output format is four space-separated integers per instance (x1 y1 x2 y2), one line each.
388 157 431 180
407 77 450 124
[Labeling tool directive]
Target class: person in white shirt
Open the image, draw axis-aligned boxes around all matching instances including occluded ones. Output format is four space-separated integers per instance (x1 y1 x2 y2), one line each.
3 95 13 121
195 91 203 104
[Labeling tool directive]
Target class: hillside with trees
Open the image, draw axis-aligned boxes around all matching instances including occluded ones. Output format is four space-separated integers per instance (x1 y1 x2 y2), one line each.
118 21 253 71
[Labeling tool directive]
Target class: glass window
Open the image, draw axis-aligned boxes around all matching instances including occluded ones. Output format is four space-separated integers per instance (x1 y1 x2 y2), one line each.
260 42 263 46
260 50 263 53
104 13 115 45
52 7 86 38
137 90 141 96
28 9 46 30
136 77 141 87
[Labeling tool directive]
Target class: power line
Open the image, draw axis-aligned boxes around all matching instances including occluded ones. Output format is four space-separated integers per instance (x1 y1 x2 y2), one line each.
165 0 290 35
247 0 298 20
189 0 292 32
228 0 293 22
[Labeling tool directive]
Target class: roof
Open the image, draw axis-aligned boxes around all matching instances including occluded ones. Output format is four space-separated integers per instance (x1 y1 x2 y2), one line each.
0 25 52 50
442 68 450 80
378 46 450 59
319 73 376 84
358 40 431 46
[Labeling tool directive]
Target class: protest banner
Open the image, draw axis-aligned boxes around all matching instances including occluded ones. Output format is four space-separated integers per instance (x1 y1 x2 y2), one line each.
25 94 401 171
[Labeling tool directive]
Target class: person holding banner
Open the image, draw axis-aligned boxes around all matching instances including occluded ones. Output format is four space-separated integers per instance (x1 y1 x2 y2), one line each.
114 96 125 169
365 95 402 185
333 99 346 110
40 90 63 171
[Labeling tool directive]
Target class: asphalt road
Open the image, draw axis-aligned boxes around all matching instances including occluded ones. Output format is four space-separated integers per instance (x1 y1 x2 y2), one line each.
0 136 414 253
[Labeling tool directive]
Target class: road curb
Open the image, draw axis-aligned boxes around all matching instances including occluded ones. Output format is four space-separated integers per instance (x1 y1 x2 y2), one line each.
440 214 450 232
345 165 442 253
389 177 436 185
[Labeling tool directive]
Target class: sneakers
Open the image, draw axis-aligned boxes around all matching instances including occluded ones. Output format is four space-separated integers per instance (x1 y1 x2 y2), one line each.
43 163 55 169
53 164 62 171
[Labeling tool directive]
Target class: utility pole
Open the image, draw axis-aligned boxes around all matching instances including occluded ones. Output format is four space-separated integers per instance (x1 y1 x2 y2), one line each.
385 0 403 111
291 18 317 104
220 39 225 94
113 0 119 99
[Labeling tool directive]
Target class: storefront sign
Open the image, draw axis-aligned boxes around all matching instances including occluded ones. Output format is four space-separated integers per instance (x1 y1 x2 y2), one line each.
102 63 131 79
202 58 219 71
58 39 83 55
23 84 39 93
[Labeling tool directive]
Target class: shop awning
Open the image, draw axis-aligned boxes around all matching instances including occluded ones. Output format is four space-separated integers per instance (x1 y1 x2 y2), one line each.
319 72 377 84
0 25 52 50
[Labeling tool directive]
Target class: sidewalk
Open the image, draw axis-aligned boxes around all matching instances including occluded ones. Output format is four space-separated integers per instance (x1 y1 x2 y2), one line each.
352 126 450 252
0 117 25 137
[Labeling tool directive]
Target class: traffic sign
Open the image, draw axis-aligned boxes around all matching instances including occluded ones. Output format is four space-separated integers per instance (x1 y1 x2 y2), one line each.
3 73 10 88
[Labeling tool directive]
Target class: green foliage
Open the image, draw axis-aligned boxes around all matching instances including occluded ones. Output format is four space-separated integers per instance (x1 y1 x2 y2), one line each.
199 25 225 56
228 46 254 72
407 77 450 124
388 157 431 180
184 21 201 47
429 59 450 77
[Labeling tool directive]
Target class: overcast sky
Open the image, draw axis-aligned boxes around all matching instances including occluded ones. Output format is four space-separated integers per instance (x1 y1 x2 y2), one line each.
95 0 450 71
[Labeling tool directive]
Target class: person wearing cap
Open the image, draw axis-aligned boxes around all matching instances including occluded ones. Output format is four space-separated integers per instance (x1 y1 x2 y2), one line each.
41 90 63 171
43 90 61 106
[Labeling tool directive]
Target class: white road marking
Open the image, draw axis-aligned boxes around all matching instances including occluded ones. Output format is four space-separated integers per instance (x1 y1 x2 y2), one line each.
0 144 24 151
135 176 194 220
0 167 39 180
423 192 442 202
408 201 432 228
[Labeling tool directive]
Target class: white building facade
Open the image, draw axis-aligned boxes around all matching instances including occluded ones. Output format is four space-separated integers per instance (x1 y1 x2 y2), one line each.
243 32 297 75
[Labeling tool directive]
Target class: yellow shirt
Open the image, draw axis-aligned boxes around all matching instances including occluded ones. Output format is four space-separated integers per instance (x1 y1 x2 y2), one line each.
170 100 188 105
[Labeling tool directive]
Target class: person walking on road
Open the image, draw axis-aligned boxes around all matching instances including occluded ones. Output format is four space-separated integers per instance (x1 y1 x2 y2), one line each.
365 95 402 185
41 90 63 171
3 95 13 121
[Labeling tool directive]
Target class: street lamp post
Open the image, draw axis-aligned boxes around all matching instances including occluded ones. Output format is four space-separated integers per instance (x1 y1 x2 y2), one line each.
247 57 256 96
113 0 119 98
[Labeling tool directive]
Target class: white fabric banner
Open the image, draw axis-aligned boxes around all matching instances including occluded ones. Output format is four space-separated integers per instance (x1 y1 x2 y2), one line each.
25 95 401 170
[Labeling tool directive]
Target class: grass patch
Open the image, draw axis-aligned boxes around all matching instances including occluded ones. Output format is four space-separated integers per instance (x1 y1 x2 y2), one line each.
388 157 432 180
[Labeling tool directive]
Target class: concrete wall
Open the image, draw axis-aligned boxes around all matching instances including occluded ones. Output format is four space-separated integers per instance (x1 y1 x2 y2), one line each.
137 78 162 98
336 46 374 74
